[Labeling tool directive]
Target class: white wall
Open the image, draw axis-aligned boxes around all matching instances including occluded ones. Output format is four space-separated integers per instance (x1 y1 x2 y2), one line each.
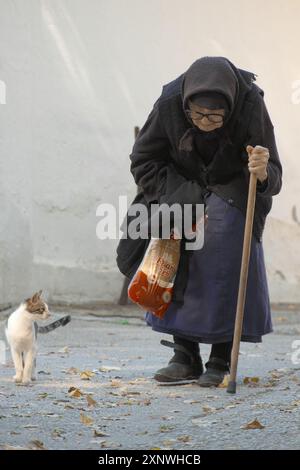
0 0 299 305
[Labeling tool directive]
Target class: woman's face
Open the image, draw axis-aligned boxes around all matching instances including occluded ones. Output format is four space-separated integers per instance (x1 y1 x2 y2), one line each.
187 100 225 132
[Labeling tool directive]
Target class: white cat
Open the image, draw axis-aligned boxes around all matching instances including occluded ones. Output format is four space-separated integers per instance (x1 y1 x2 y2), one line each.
5 290 50 385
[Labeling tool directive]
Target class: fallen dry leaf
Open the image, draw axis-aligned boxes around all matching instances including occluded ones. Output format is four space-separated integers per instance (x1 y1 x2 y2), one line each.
242 419 265 430
218 375 230 388
99 440 122 448
271 373 281 379
121 399 136 406
243 377 260 385
202 405 217 413
29 440 47 450
37 370 51 375
122 390 141 396
68 387 83 398
86 395 98 407
65 367 80 375
80 370 95 380
80 413 94 426
110 379 122 388
159 425 174 433
162 439 175 448
292 400 300 406
177 435 191 442
93 429 109 437
51 429 64 438
128 378 149 385
2 444 31 450
264 372 283 387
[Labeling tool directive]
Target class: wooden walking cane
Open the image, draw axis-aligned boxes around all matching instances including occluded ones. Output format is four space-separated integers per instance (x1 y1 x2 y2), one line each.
227 170 257 394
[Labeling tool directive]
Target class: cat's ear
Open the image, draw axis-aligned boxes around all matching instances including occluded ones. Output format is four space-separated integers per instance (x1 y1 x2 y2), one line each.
31 290 42 303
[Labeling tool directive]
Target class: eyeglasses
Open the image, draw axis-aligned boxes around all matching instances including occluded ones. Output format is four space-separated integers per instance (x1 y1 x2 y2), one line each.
185 110 224 124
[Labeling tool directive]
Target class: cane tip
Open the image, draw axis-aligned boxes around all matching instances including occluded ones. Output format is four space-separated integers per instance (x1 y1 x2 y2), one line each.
227 381 236 394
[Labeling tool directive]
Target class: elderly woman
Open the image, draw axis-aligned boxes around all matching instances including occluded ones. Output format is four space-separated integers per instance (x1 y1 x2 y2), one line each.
120 56 282 387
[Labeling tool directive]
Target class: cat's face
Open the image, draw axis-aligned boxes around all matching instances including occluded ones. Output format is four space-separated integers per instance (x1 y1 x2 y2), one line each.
24 290 50 320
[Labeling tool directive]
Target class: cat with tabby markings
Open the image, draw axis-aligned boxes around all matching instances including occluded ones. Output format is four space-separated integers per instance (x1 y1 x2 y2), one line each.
5 290 70 385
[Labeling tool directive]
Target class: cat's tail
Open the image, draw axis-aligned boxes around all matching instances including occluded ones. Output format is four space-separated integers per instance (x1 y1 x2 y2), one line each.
37 315 71 334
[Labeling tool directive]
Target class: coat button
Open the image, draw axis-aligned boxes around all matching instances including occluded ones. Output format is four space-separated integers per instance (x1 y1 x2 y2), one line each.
228 198 234 205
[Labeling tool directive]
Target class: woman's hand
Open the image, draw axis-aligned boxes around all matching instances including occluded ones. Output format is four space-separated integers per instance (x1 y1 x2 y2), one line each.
246 145 269 183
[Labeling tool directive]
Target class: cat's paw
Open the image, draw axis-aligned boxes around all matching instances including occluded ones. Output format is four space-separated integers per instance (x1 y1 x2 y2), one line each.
13 375 22 383
21 377 32 386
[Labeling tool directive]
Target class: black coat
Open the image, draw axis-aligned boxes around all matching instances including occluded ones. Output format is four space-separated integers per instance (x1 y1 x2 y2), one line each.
117 58 282 303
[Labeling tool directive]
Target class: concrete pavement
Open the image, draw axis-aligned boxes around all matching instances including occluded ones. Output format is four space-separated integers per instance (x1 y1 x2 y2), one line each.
0 305 299 450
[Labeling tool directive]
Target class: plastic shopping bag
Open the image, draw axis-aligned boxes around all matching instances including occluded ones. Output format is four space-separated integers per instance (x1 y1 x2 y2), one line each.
128 235 181 319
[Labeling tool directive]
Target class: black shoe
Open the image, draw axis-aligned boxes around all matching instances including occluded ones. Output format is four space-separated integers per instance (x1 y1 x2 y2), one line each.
197 357 230 387
154 339 203 384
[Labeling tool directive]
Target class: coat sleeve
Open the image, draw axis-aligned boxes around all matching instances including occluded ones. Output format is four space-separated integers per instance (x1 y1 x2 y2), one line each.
130 97 205 219
246 93 282 197
130 98 170 204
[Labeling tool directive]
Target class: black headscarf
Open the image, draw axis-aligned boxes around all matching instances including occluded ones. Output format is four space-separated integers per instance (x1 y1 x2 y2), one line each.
182 56 239 119
179 56 248 166
189 91 230 118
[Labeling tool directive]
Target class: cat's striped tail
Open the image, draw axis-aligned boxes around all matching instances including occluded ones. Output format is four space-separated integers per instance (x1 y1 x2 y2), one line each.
37 315 71 334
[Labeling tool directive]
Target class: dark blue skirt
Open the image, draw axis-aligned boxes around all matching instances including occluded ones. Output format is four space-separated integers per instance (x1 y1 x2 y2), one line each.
145 192 272 344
